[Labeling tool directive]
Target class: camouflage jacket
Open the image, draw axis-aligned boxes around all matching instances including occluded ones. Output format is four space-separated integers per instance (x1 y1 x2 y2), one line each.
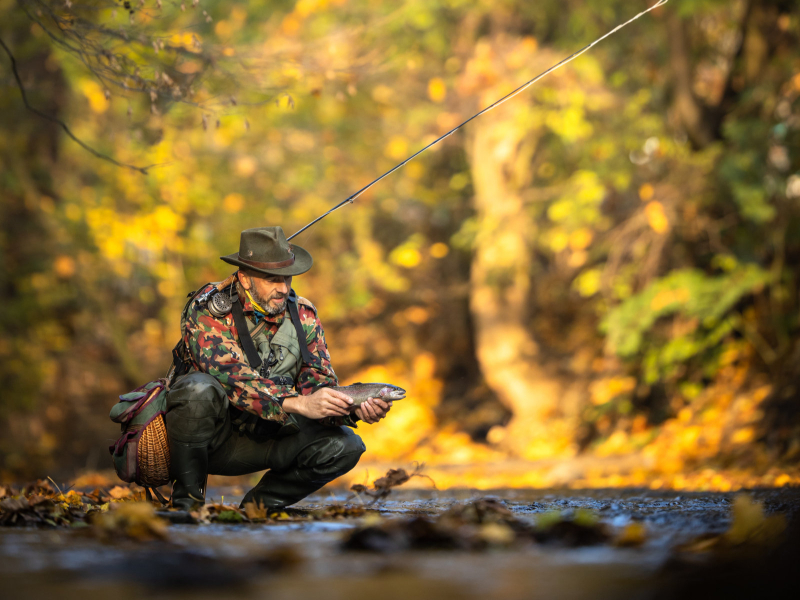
182 280 356 428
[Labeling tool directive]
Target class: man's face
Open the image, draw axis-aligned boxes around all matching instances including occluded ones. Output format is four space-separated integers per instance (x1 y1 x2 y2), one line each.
239 272 293 315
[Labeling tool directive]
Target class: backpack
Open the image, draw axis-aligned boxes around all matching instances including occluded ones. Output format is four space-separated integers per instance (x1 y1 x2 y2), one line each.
108 378 170 503
105 283 214 503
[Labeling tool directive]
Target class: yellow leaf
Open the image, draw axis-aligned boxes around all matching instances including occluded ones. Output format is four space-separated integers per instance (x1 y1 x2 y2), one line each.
639 183 655 201
391 247 421 268
615 522 647 547
78 79 109 114
726 494 785 545
385 136 408 160
645 201 669 233
92 502 168 541
428 77 446 103
479 522 515 546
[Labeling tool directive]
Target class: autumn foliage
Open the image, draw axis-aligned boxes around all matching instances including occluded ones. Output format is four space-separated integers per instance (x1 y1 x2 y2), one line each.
1 0 799 490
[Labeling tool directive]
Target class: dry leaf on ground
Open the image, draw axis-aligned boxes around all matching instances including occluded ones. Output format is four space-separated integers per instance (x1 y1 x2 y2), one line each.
91 502 169 541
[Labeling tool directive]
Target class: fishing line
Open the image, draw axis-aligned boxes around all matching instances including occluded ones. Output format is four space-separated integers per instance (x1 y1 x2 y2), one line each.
288 0 669 241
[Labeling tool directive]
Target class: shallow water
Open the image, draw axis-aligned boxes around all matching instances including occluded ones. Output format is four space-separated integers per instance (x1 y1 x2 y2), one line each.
2 487 798 600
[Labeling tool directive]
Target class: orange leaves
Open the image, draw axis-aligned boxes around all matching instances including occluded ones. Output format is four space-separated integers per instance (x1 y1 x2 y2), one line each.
53 255 76 278
638 183 655 201
108 486 133 500
223 193 245 213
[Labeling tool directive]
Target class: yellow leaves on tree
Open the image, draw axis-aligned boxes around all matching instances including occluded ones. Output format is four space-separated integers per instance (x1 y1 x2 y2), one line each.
428 77 447 103
78 79 109 114
589 376 636 406
385 135 409 160
649 287 690 311
645 201 669 233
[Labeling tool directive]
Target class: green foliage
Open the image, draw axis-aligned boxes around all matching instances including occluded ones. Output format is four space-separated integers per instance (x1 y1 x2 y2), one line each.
602 265 772 382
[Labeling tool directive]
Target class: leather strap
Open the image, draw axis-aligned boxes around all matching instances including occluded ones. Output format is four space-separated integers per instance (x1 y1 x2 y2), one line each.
287 290 313 364
231 298 262 369
237 252 295 269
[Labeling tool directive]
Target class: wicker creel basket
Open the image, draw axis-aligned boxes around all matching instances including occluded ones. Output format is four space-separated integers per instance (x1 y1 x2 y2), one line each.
137 414 171 487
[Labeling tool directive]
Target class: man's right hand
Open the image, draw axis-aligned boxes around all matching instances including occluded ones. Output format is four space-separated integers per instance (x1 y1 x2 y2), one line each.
283 388 353 419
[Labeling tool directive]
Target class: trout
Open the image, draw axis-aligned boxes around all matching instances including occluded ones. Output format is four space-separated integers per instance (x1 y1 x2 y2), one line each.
330 382 406 407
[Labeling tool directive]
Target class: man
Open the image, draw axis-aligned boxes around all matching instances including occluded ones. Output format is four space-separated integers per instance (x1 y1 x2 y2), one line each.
166 226 392 510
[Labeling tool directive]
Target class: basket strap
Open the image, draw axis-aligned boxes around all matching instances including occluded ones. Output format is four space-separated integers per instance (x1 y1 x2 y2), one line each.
152 487 169 506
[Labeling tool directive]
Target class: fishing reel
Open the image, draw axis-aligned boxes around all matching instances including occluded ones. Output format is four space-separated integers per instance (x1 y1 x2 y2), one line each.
207 290 233 318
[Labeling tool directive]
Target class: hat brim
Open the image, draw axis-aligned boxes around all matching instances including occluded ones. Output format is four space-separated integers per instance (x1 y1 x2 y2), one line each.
220 244 313 277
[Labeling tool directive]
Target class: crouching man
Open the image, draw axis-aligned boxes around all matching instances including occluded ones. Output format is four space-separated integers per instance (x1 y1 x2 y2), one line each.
166 226 392 510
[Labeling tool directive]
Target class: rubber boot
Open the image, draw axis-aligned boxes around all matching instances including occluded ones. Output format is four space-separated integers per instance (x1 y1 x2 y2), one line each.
239 467 324 510
169 441 208 511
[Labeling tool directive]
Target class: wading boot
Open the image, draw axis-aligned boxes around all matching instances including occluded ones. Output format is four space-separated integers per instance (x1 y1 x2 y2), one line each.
169 441 208 510
239 467 322 510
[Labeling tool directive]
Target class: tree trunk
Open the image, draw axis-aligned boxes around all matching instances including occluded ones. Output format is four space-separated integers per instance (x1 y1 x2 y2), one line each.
466 107 576 460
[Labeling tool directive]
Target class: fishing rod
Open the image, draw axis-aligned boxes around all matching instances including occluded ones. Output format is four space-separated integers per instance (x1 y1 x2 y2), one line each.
287 0 669 241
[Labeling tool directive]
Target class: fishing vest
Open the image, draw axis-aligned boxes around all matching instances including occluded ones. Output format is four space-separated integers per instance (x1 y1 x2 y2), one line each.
248 308 303 381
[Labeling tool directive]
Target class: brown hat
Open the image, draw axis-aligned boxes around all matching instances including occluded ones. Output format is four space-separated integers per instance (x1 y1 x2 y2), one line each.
220 226 312 276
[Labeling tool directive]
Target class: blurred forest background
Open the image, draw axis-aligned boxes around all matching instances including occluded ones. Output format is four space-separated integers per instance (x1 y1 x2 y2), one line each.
1 0 799 490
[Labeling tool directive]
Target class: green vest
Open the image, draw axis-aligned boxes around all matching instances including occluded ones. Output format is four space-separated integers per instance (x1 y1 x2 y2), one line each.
250 312 304 382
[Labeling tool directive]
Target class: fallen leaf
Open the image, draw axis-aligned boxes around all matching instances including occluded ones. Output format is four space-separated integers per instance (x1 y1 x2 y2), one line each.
216 510 244 523
478 522 516 546
534 510 610 547
92 502 168 541
725 494 785 545
614 522 647 547
71 473 113 488
108 486 133 500
243 501 270 521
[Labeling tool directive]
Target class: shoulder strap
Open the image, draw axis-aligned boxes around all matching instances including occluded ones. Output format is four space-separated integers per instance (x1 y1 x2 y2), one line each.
232 298 263 369
287 290 313 364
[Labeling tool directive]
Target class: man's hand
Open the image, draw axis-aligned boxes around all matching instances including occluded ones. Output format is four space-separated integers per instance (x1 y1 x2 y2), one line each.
355 398 392 424
283 388 353 419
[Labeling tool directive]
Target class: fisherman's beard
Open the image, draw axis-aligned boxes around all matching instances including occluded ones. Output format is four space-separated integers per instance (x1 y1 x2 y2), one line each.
250 286 288 316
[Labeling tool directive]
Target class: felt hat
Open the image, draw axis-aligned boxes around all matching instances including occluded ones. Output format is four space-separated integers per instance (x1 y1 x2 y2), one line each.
220 226 312 276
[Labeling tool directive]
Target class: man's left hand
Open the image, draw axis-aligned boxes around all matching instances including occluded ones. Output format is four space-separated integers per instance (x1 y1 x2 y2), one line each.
355 398 392 424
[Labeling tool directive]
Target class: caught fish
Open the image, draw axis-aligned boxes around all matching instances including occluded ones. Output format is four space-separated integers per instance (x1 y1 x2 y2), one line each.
331 382 406 407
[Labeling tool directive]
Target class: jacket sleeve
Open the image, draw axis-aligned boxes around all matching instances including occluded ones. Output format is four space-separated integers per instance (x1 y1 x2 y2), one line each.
295 302 358 428
183 295 290 424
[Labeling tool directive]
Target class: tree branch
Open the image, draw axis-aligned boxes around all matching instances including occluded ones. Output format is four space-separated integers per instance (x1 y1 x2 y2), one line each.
0 36 154 175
